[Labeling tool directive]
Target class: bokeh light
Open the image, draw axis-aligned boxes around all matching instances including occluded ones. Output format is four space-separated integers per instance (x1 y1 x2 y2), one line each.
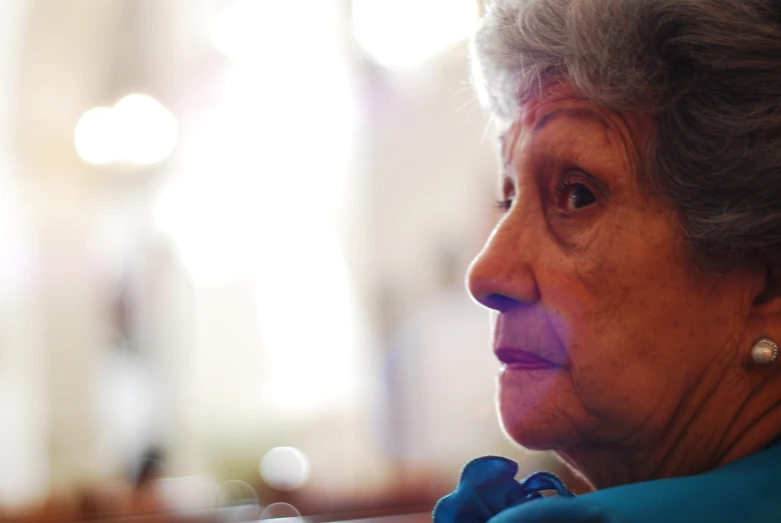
219 480 261 521
74 107 118 165
260 447 311 491
260 502 303 520
112 94 178 165
73 94 177 166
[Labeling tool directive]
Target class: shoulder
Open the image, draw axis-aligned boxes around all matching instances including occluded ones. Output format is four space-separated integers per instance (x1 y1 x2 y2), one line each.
487 496 623 523
507 440 781 523
490 440 781 523
437 443 781 523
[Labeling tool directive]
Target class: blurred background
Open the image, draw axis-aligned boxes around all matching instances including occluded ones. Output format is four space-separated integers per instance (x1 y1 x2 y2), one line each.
0 0 567 519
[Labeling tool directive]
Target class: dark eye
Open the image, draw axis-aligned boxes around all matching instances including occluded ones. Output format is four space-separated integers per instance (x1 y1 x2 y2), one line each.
494 198 513 213
494 176 516 214
556 180 597 213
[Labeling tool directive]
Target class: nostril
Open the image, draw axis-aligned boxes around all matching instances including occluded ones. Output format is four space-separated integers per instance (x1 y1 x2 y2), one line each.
482 293 520 312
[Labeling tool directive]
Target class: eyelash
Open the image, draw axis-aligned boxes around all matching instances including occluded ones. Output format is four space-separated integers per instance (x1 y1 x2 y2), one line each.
494 198 512 213
556 178 589 198
493 172 597 214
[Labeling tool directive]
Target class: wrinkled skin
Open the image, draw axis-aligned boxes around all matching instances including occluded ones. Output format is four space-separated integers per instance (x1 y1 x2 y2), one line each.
467 82 781 489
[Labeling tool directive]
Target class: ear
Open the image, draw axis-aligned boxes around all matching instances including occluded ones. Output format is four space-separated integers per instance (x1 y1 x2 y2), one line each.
746 262 781 367
752 262 781 311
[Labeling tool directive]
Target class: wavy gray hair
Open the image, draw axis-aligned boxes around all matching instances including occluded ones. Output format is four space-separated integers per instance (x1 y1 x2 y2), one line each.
472 0 781 273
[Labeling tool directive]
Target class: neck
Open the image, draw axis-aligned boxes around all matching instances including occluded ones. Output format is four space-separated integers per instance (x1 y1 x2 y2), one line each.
558 365 781 490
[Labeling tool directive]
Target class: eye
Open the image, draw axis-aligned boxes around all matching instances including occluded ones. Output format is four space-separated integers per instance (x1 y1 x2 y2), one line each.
494 176 516 214
494 198 513 213
556 176 597 214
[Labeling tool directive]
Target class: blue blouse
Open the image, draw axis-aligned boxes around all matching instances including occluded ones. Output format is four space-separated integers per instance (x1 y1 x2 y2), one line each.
433 439 781 522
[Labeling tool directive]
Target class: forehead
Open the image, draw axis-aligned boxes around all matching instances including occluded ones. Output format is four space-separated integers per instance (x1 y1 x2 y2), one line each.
502 88 605 145
500 85 647 169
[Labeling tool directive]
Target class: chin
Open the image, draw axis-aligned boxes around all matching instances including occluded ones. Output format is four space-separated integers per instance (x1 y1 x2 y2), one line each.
497 375 580 451
499 410 574 451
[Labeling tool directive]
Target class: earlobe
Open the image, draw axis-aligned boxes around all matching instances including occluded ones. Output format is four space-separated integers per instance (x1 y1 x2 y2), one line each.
743 264 781 366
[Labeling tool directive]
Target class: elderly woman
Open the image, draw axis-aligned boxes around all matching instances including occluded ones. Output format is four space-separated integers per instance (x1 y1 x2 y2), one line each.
434 0 781 521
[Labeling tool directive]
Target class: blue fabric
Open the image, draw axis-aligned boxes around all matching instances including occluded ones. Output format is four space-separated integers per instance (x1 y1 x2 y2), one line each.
433 457 575 523
433 440 781 522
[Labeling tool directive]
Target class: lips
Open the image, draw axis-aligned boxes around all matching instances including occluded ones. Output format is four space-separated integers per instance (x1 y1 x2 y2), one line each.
495 348 559 370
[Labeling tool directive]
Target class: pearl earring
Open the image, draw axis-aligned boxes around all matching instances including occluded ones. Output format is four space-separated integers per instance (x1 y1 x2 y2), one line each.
751 338 779 365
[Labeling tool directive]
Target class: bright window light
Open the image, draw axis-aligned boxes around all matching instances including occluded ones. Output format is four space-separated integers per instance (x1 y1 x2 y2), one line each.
210 0 336 63
74 94 177 166
156 0 361 414
352 0 478 70
209 0 269 61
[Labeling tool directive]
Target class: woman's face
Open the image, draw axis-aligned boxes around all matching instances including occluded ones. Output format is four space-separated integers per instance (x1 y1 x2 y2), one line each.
467 84 756 455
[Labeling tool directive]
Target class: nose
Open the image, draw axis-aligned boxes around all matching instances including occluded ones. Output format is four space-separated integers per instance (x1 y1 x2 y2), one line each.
466 219 540 313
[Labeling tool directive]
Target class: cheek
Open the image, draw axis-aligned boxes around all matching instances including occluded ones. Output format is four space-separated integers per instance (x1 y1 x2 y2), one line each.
538 229 694 438
568 353 670 438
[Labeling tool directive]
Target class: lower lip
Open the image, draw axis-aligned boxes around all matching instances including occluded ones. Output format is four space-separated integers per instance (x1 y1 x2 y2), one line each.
503 362 557 371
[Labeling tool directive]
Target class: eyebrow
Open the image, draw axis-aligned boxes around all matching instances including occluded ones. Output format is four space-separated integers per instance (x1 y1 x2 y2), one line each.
499 108 612 183
500 108 608 164
532 108 608 136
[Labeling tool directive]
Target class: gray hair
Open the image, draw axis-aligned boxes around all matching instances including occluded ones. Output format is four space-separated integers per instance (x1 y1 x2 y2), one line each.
472 0 781 273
